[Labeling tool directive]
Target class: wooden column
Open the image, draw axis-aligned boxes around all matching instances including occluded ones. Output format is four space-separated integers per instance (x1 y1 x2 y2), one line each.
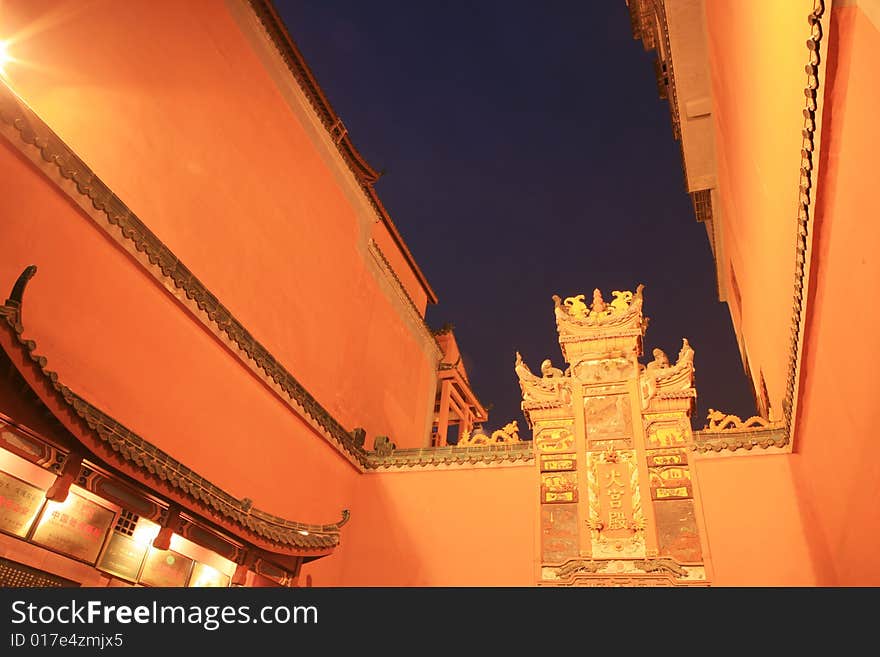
436 379 452 446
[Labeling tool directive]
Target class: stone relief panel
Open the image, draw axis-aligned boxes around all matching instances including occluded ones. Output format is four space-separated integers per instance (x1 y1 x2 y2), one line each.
643 413 690 449
584 394 633 449
541 505 579 564
533 424 575 453
648 465 692 501
541 471 578 504
572 357 635 384
654 499 703 564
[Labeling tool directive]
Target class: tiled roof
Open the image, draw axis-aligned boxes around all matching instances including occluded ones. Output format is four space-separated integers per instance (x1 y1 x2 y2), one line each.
0 286 347 554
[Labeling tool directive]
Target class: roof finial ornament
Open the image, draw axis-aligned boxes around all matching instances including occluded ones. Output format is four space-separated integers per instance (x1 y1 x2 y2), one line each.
4 265 37 327
590 288 606 314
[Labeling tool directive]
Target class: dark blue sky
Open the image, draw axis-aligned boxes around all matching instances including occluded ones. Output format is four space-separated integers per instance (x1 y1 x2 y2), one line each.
276 1 756 432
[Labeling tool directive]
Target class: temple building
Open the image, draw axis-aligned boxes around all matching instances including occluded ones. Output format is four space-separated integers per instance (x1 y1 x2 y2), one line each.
0 0 876 587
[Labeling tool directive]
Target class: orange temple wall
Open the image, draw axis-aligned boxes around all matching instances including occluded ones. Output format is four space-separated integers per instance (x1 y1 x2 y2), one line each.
0 0 438 450
1 0 878 587
0 138 360 525
791 5 880 586
694 1 880 586
0 0 535 584
705 0 806 414
305 466 536 586
691 455 816 585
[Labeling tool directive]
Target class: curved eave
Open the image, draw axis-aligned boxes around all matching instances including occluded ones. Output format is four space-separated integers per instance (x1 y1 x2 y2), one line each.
0 304 347 559
247 0 438 305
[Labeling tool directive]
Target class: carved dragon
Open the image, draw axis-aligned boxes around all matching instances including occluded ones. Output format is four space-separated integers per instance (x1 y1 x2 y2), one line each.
457 420 520 446
704 410 773 433
515 351 570 405
556 559 603 579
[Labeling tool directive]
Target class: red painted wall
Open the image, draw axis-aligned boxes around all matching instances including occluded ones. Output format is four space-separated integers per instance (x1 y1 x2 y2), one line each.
700 2 880 585
305 465 536 586
371 221 429 316
0 0 436 448
0 133 529 586
692 455 815 586
0 1 534 585
705 0 808 416
791 6 880 586
0 139 358 526
691 0 819 585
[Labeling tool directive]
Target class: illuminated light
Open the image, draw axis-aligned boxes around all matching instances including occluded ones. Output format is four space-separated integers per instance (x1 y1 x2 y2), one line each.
298 530 309 536
40 491 78 515
170 533 236 576
189 562 228 588
131 517 161 547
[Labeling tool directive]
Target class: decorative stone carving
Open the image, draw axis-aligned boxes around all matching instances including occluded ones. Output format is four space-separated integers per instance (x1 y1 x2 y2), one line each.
552 285 646 336
632 557 687 577
639 338 696 410
584 395 633 448
350 427 366 448
457 420 520 446
572 357 634 384
643 414 691 449
522 284 711 585
515 352 571 406
556 559 603 579
542 556 702 586
541 471 578 504
703 410 774 433
533 425 575 453
609 290 634 313
561 294 588 319
540 359 565 378
677 338 694 368
590 289 607 315
648 465 692 501
373 435 396 456
645 348 670 377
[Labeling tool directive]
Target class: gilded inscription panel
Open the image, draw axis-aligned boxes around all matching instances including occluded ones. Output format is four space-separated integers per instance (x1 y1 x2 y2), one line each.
31 492 115 564
540 454 576 472
0 470 45 538
646 450 688 467
586 450 645 558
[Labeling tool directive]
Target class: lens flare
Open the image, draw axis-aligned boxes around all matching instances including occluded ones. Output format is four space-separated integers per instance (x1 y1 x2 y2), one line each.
0 41 10 73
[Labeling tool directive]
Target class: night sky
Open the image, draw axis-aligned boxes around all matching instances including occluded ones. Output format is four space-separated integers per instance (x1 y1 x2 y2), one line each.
276 1 756 433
